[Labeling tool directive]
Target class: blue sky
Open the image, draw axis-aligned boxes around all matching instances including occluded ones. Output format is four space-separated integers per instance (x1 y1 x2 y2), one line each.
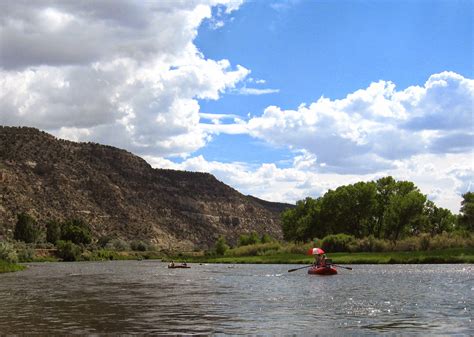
193 0 473 165
0 0 472 212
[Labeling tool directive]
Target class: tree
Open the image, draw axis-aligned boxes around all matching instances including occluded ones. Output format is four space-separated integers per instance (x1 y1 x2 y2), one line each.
61 219 92 245
281 197 321 241
423 201 456 235
459 192 474 231
14 213 40 243
384 191 426 241
46 220 62 244
319 182 376 238
214 236 229 255
374 176 397 238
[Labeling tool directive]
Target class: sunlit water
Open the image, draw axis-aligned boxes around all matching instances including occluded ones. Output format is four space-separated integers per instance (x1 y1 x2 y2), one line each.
0 261 472 335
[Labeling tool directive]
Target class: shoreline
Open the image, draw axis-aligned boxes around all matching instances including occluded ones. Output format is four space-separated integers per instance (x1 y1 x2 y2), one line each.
171 248 474 265
0 260 26 273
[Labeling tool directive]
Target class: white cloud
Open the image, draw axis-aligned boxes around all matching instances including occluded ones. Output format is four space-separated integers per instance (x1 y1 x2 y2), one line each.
245 72 474 174
0 1 471 213
0 0 248 157
235 87 280 95
142 71 473 213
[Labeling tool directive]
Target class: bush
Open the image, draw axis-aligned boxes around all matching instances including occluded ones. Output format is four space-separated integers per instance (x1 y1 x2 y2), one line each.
260 234 274 244
321 234 355 252
238 232 260 246
105 238 130 251
348 235 390 252
280 242 312 255
98 235 114 248
14 213 40 243
56 240 82 261
84 249 118 261
419 233 431 251
15 242 35 262
393 236 421 251
214 236 229 255
46 220 61 244
130 240 148 251
61 219 92 245
429 231 473 250
0 242 18 263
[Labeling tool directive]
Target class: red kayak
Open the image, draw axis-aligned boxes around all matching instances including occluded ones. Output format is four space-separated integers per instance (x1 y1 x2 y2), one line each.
308 265 337 275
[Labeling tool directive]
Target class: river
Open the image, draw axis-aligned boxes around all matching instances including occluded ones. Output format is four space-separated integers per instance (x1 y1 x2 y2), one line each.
0 261 472 335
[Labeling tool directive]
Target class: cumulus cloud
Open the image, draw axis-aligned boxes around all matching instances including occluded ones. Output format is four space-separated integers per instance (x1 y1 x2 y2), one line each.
0 0 248 157
0 1 472 213
245 71 474 174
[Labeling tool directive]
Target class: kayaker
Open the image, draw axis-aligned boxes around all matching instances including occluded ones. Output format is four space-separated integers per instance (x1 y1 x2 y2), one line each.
314 254 322 266
320 254 327 267
169 261 175 268
314 254 328 267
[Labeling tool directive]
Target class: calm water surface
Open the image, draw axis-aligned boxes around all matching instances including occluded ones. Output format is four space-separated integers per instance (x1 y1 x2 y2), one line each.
0 261 472 335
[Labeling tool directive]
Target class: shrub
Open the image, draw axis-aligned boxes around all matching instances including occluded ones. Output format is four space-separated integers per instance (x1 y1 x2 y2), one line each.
214 236 229 255
348 235 390 252
429 231 473 250
321 234 355 252
238 232 260 246
85 249 118 261
15 242 35 262
61 219 92 245
98 235 113 248
280 242 311 255
46 220 61 244
14 213 40 243
0 242 18 263
56 240 82 261
419 233 431 251
393 236 419 251
130 240 148 251
105 238 130 251
260 234 274 244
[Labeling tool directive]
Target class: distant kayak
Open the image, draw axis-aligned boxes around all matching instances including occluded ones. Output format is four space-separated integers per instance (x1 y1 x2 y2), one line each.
167 263 190 269
308 265 337 275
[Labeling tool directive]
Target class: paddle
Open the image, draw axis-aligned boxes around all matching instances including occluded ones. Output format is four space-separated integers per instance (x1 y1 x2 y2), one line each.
332 264 352 270
288 265 313 273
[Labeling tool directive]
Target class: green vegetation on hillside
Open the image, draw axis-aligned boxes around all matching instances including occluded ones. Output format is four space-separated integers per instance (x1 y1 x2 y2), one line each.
1 214 163 264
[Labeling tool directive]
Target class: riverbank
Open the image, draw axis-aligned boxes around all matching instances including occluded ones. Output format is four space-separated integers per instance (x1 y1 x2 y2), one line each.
171 248 474 264
0 260 26 273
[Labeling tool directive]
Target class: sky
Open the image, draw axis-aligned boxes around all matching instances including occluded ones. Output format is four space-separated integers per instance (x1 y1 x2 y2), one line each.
0 0 472 213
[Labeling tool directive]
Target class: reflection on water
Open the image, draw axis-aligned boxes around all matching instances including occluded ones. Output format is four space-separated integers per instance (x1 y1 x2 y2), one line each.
0 261 472 335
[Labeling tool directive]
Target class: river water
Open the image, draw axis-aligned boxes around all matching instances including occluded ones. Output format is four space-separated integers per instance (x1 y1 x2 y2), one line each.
0 261 472 335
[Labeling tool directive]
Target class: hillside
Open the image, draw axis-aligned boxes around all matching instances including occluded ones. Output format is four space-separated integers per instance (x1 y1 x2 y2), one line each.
0 126 290 250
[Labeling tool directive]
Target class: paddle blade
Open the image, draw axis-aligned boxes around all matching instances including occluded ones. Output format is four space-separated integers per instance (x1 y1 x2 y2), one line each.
333 264 352 270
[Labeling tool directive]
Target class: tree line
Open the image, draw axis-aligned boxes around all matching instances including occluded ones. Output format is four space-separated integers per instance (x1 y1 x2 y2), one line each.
282 176 473 242
10 213 153 261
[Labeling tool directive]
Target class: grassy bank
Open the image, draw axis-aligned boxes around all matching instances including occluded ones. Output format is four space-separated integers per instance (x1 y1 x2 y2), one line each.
172 248 474 264
0 260 26 273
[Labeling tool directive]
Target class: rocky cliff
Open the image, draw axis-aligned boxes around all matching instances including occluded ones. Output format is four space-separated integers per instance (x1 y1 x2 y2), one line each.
0 126 291 250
